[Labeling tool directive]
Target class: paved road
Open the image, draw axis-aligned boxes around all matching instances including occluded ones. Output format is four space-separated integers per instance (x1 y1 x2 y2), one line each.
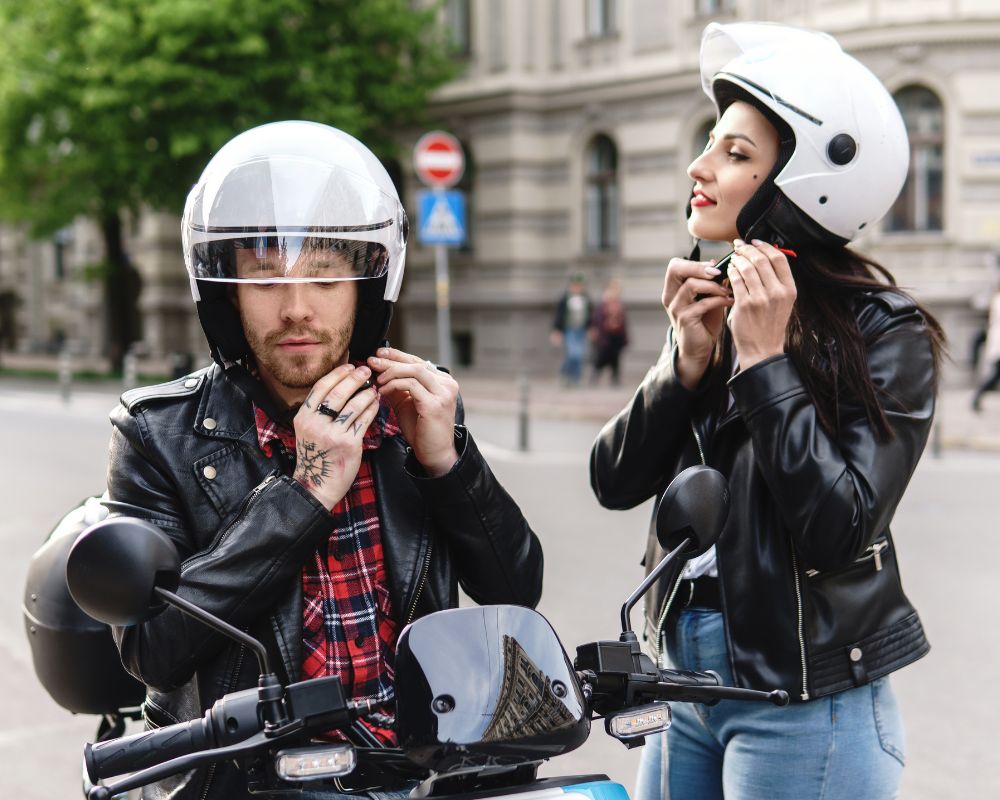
1 382 997 798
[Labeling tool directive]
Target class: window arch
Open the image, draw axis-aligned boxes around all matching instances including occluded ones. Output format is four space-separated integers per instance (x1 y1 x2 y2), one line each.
887 86 944 232
585 134 619 252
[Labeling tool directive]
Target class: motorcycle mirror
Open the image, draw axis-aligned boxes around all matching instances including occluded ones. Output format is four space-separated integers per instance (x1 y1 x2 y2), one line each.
655 466 730 559
66 517 180 626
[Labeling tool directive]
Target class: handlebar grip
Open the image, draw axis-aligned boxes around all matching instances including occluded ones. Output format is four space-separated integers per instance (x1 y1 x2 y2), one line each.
657 668 722 688
85 717 210 782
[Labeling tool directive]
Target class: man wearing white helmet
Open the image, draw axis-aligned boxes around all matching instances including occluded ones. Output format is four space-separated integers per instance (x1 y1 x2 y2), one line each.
102 121 543 800
592 23 945 799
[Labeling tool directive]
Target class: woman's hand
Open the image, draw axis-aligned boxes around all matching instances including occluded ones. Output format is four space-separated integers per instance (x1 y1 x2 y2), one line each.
727 239 797 370
662 256 734 390
368 347 460 477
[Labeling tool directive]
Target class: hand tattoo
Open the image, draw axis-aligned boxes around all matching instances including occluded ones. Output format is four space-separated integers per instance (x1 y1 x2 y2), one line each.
304 391 314 409
335 410 353 424
294 440 331 487
351 419 365 436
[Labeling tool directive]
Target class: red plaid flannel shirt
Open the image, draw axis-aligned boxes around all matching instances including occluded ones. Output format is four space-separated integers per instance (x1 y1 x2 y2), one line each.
254 398 401 744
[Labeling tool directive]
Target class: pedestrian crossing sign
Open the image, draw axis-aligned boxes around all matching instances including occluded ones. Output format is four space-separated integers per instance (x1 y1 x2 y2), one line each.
417 190 466 246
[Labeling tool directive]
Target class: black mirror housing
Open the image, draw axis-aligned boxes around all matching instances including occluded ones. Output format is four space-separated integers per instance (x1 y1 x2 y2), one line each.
655 466 730 558
66 517 181 627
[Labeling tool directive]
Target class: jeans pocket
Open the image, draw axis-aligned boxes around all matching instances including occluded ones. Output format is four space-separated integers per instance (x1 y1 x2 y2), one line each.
871 677 906 767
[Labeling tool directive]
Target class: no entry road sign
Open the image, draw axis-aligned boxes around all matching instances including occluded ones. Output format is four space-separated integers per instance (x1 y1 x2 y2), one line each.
413 131 465 188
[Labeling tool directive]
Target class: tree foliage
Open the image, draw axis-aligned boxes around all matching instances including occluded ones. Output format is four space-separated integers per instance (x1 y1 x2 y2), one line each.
0 0 454 364
0 0 455 231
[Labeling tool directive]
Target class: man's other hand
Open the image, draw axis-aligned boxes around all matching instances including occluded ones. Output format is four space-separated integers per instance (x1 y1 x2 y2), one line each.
368 348 460 477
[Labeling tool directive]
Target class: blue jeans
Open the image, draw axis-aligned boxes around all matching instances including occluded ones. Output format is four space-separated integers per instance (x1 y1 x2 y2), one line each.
561 327 587 384
636 609 905 800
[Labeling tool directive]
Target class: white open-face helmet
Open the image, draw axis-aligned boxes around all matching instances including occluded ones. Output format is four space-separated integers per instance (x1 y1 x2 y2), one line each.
183 121 407 371
699 22 909 246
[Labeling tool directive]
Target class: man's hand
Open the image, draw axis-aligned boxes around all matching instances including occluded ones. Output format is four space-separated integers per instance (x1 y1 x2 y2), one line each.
662 256 734 390
726 239 797 371
368 347 460 477
292 364 381 510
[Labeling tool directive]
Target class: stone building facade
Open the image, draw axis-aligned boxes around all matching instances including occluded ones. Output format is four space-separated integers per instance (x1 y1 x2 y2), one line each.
3 0 999 384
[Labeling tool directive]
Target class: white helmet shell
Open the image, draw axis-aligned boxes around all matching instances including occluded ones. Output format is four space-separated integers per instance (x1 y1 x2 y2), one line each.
183 121 407 302
700 22 909 242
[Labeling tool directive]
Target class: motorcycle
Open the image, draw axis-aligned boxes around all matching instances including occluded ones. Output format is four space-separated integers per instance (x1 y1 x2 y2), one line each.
55 465 788 800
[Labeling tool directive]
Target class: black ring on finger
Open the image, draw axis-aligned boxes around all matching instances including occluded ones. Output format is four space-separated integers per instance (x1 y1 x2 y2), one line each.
316 402 339 419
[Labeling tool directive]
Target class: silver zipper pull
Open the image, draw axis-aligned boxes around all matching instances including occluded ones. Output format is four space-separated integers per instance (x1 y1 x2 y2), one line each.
873 542 885 571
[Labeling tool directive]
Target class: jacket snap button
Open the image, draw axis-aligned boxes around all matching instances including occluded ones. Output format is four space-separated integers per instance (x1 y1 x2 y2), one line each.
849 647 862 662
184 378 198 389
203 465 218 480
203 418 218 431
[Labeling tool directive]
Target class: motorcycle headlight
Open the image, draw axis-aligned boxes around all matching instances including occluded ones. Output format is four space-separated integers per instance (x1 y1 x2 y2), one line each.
274 744 356 781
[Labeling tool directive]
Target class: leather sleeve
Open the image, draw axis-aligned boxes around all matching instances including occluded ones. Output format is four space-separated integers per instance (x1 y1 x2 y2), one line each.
106 407 334 692
405 427 543 609
728 306 936 572
590 334 709 510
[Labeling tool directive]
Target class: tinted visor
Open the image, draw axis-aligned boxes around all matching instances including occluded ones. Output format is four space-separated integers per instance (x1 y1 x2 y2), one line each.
190 235 389 283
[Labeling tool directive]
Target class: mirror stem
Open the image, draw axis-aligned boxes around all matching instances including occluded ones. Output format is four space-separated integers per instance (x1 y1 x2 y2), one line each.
620 537 691 634
154 587 273 675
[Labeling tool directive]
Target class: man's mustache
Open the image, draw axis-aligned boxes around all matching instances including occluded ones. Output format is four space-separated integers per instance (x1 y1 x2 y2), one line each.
263 327 333 347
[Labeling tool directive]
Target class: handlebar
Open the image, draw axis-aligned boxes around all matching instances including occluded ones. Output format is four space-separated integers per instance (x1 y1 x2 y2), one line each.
85 717 212 783
656 668 789 706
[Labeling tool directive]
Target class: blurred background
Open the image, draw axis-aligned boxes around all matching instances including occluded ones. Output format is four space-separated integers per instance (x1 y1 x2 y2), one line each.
2 1 999 798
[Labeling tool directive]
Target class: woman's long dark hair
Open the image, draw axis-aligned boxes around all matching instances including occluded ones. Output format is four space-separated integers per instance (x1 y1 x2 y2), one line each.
755 247 946 442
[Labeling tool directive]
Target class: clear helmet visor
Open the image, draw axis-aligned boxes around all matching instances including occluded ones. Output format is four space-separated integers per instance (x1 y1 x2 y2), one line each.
183 155 405 284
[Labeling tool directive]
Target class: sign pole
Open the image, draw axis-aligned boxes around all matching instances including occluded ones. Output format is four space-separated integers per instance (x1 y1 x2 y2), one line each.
413 131 465 369
434 239 452 368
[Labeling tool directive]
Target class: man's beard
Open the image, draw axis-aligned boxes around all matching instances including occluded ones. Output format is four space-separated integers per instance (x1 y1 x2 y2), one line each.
243 314 356 390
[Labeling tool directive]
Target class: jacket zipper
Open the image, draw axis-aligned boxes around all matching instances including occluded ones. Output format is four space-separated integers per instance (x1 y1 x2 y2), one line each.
185 475 277 572
804 539 889 578
405 538 434 626
652 422 708 664
789 543 810 701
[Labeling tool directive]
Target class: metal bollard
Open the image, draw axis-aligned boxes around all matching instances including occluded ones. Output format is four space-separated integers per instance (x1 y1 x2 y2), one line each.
518 374 530 452
123 351 138 391
58 348 73 404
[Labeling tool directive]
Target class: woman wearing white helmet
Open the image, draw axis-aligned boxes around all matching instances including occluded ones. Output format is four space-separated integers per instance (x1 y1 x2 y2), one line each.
591 22 945 799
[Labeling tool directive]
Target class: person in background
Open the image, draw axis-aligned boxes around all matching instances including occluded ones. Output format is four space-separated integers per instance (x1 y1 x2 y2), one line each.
550 272 593 386
589 278 629 386
972 284 1000 411
591 22 945 800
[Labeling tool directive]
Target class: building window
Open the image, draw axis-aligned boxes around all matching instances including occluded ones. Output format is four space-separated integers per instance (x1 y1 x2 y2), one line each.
887 86 944 233
586 0 617 38
445 0 471 57
585 135 619 252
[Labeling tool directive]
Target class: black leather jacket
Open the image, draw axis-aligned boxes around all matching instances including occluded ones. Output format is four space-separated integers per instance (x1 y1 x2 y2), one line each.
104 364 543 799
591 290 932 702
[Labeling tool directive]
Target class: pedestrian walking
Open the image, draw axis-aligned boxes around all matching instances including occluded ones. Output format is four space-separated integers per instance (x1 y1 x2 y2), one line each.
591 22 945 800
972 285 1000 411
589 278 629 386
550 272 593 386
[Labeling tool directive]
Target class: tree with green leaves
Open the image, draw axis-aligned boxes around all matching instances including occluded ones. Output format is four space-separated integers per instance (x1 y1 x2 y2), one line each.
0 0 455 368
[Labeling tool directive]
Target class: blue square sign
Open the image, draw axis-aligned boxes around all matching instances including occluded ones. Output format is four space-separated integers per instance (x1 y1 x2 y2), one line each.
417 190 466 246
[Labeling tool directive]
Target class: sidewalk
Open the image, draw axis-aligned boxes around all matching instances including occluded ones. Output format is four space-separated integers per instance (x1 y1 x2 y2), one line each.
453 369 1000 453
